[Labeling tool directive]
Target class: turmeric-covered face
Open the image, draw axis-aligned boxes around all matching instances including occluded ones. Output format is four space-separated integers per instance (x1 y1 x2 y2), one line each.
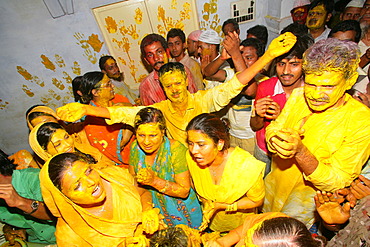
136 123 164 155
103 58 121 80
95 74 115 101
304 71 348 112
61 160 106 206
306 4 329 30
46 129 75 156
160 70 188 104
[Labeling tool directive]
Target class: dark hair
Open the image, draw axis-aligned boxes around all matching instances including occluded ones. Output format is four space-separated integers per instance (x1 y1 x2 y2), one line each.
134 107 166 131
140 33 168 56
0 149 16 176
253 217 327 247
240 38 265 58
222 19 240 35
48 152 96 190
281 23 309 36
186 113 230 152
329 20 362 43
78 71 105 104
150 227 188 247
247 25 268 45
37 122 64 151
26 104 46 118
158 62 187 79
99 55 115 71
72 76 83 102
167 28 186 43
309 0 335 14
27 112 55 124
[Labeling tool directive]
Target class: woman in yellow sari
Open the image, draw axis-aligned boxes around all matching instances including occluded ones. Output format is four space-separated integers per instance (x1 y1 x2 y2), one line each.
186 113 266 233
39 152 143 246
29 122 114 167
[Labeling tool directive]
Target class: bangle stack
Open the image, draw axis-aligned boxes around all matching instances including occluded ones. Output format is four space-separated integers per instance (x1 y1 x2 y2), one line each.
225 202 238 212
159 180 170 193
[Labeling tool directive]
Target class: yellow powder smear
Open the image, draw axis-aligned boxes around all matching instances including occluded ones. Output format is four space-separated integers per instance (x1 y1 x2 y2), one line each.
41 54 56 71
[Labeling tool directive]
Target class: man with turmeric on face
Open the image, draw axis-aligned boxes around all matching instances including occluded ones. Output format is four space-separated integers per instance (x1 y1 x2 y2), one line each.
263 38 370 230
306 0 334 42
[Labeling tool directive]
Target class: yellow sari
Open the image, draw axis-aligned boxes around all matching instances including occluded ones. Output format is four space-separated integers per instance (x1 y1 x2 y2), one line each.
187 147 265 232
39 159 142 246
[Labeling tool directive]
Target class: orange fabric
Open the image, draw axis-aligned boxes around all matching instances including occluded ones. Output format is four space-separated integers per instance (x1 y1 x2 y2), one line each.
84 94 134 165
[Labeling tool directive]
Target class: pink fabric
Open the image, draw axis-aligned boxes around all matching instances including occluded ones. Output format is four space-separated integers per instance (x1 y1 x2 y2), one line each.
188 30 202 41
139 66 198 106
255 77 287 153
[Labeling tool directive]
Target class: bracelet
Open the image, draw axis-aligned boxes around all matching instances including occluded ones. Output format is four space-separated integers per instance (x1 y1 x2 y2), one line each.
225 202 238 212
159 180 170 193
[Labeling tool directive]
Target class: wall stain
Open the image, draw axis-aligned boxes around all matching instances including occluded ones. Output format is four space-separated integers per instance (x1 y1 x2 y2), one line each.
41 55 56 71
200 0 222 35
72 61 81 75
134 8 143 24
0 99 10 110
11 32 104 109
55 55 66 68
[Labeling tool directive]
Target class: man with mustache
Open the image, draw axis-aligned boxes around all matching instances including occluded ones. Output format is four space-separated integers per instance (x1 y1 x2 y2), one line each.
306 0 334 42
139 33 198 106
56 33 298 146
250 33 313 175
263 38 370 232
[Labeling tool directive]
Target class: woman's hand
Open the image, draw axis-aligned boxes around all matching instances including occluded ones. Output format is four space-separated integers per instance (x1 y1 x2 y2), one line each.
141 208 161 234
57 102 87 122
199 200 216 231
136 168 156 186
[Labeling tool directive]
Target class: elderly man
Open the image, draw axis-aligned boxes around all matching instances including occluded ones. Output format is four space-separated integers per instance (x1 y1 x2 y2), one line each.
340 0 364 21
56 33 297 146
262 38 370 229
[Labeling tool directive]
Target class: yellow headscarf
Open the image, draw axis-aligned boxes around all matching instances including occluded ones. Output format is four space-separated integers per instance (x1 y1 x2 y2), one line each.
39 155 142 246
26 106 59 130
29 122 53 161
29 122 114 168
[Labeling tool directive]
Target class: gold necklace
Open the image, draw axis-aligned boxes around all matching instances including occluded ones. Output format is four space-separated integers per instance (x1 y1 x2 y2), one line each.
209 164 223 177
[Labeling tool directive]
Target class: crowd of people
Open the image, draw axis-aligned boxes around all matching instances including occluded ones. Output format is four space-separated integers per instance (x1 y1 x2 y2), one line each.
1 0 370 246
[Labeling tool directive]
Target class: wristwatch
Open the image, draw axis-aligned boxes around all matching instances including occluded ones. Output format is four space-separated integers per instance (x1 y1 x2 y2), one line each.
24 200 40 215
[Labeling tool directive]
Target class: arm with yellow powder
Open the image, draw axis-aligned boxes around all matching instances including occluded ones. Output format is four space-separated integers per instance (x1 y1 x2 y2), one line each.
203 33 297 112
266 92 370 191
56 102 145 126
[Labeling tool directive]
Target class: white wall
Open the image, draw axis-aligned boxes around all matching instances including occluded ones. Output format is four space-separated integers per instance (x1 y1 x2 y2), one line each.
0 0 291 154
